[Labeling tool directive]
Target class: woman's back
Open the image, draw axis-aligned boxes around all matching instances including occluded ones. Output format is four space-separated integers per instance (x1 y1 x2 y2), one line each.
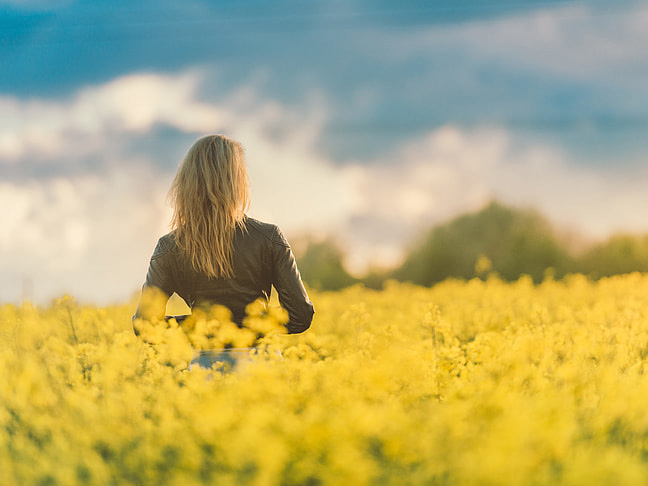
141 216 313 333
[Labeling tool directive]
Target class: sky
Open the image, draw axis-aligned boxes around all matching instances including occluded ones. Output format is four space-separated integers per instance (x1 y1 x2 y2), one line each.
1 0 648 304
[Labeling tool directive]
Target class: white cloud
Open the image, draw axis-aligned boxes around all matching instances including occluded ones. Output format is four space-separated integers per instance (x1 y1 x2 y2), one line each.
2 70 648 303
0 71 354 238
231 106 356 235
0 72 354 303
425 3 648 83
0 71 229 162
341 125 648 273
0 163 172 303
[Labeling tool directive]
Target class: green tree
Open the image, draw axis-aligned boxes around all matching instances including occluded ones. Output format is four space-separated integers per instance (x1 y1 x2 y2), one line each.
394 201 571 285
296 240 357 291
576 234 648 278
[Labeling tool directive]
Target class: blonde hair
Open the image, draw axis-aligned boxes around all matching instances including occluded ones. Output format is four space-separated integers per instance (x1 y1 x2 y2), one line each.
169 135 250 278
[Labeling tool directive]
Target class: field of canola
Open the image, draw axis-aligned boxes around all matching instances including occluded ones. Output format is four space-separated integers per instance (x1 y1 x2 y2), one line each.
3 274 648 485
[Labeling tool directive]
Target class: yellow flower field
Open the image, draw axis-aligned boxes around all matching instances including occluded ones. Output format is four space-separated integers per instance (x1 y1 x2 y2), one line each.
3 274 648 485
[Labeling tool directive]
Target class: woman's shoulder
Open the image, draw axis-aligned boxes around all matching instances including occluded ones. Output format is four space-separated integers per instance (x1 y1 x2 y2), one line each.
151 232 178 259
243 217 289 247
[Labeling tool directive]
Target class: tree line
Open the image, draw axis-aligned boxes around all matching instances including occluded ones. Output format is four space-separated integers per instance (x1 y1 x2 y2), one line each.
296 201 648 290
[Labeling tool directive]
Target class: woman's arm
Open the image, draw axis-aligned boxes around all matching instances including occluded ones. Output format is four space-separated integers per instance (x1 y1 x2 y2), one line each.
132 238 175 334
271 226 315 334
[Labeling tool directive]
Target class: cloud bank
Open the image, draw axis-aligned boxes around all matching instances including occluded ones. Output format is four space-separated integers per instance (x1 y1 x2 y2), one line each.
2 69 648 304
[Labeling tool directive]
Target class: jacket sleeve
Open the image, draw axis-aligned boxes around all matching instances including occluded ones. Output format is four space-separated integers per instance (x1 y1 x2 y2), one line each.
132 238 174 334
271 226 314 334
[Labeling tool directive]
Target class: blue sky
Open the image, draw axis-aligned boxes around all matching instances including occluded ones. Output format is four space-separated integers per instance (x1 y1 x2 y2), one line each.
1 0 648 303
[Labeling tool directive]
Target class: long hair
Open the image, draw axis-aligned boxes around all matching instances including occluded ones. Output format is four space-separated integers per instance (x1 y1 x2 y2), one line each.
169 135 250 279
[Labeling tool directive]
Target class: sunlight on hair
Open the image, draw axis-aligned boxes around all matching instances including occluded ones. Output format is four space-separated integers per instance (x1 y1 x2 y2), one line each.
169 134 250 278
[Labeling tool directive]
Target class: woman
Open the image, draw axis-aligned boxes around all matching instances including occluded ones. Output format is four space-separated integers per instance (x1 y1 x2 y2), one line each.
133 134 314 368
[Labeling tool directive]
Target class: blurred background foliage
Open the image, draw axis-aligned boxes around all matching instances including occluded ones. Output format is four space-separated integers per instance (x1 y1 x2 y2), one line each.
296 201 648 291
294 240 357 291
